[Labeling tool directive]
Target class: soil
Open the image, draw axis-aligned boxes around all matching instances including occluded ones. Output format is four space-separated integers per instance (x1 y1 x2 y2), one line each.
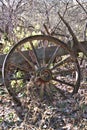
0 82 87 130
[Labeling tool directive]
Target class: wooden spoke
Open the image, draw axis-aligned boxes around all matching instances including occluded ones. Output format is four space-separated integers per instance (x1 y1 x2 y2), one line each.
52 77 75 88
17 48 35 70
30 41 41 68
47 46 60 67
51 55 71 70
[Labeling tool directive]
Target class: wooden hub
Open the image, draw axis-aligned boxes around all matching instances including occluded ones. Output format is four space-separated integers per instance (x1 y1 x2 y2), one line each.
37 67 52 82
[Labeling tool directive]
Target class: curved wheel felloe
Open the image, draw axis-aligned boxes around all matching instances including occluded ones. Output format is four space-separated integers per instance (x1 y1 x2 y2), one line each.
2 35 80 106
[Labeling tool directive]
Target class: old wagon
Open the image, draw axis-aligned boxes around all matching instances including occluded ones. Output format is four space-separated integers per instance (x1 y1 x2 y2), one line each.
0 34 86 106
0 33 87 119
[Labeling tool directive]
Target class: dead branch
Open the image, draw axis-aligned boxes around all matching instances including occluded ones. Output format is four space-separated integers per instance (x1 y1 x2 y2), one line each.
84 23 87 41
43 24 50 35
58 12 78 43
58 12 87 57
51 2 69 36
48 2 59 12
51 32 69 38
76 0 87 14
15 0 23 10
44 1 50 28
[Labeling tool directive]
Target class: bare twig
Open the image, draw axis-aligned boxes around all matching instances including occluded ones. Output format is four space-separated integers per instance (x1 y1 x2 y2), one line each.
58 12 78 43
84 23 87 41
0 0 7 7
51 32 69 38
67 1 87 10
51 1 69 36
44 1 50 28
15 0 23 10
80 22 87 65
43 23 50 35
48 2 58 12
76 0 87 14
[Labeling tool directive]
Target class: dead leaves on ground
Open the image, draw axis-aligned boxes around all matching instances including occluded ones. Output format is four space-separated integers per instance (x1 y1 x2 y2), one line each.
0 83 87 130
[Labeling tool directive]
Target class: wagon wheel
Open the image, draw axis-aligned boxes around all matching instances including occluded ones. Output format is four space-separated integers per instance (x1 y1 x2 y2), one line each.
2 35 80 106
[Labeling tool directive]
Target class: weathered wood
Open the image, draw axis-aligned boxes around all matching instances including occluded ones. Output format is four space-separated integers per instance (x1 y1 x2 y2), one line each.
0 47 67 82
0 47 67 66
0 40 86 83
0 41 87 66
67 41 87 54
0 54 6 66
79 41 87 54
58 13 87 57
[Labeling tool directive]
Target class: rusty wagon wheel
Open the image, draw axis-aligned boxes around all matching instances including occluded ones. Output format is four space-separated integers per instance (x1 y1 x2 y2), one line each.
2 35 80 106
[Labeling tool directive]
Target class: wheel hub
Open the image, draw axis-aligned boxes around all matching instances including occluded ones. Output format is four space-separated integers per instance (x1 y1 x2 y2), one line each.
37 67 52 82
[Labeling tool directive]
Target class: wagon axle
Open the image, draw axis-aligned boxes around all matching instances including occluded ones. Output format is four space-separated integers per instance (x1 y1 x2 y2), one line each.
35 67 52 83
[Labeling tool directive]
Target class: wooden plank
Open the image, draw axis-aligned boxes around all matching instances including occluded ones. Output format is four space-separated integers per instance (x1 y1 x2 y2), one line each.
6 41 87 65
0 46 68 66
0 41 87 66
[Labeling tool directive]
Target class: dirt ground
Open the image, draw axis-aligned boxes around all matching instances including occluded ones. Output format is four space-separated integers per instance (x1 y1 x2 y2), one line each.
0 81 87 130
